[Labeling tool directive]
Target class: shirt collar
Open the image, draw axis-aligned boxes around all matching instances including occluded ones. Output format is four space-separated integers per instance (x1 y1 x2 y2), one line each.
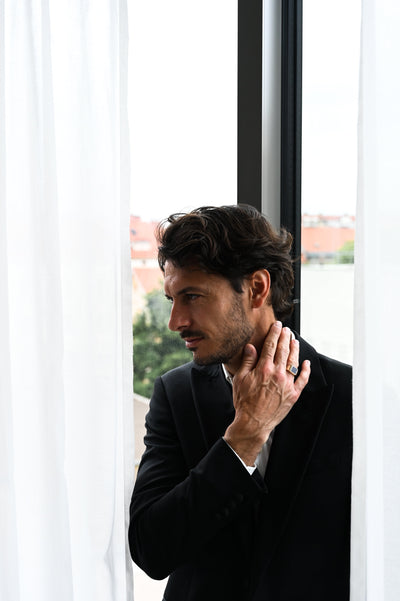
221 363 234 385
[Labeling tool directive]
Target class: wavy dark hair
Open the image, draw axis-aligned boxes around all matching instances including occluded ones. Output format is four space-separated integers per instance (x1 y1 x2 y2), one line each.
156 204 295 321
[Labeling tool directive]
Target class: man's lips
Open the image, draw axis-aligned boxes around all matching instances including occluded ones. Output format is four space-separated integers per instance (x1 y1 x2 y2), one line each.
183 337 203 349
180 331 204 349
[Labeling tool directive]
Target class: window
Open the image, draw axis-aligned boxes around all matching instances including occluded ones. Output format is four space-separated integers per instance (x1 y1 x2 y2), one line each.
301 0 360 365
128 3 361 597
128 2 237 598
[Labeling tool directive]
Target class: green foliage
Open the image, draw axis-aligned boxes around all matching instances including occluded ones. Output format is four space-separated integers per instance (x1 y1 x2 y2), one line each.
133 289 191 398
335 239 354 264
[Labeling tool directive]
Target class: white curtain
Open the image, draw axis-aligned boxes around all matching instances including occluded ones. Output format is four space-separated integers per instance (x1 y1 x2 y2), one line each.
351 1 400 599
0 1 134 601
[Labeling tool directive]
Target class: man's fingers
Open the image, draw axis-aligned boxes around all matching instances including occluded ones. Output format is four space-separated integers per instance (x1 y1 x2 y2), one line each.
294 360 311 394
285 337 300 375
274 326 294 367
235 344 258 381
258 321 283 363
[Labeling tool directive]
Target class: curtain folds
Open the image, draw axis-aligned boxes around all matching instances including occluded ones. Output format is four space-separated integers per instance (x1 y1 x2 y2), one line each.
351 1 400 599
0 1 134 600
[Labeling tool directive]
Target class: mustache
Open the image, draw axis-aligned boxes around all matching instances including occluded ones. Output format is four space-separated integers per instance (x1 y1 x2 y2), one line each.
179 330 204 339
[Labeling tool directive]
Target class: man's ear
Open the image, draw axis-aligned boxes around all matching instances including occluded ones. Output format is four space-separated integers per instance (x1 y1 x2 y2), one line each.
249 269 271 308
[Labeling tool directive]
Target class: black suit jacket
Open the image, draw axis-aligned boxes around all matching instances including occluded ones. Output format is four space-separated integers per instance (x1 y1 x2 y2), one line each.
129 337 352 601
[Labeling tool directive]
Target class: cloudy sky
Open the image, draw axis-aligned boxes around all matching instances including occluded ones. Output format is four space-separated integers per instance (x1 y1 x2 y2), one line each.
128 0 361 222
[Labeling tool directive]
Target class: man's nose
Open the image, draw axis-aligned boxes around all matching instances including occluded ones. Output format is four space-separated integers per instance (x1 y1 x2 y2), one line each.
168 302 191 332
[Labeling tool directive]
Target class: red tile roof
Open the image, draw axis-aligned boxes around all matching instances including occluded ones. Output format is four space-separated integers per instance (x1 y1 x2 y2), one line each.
131 215 163 294
130 215 159 260
301 226 354 254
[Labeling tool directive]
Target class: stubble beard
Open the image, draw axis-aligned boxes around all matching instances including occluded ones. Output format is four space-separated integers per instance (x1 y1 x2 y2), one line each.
192 295 254 366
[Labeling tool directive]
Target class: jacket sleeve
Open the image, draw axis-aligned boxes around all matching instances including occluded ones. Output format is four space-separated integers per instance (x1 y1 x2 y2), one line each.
128 374 265 580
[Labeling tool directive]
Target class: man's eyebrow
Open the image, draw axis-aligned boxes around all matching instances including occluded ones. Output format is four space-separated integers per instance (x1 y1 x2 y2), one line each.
165 286 207 299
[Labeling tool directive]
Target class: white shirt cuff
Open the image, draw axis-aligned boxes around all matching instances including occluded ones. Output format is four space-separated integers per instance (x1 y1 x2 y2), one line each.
223 439 257 475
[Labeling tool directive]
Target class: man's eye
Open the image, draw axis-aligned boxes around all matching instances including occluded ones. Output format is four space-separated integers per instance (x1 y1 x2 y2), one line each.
186 294 199 301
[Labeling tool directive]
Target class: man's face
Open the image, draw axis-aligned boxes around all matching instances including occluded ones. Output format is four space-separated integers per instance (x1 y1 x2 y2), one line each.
164 262 254 367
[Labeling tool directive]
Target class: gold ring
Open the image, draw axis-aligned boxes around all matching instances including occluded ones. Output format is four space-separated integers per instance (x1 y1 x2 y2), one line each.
286 364 298 376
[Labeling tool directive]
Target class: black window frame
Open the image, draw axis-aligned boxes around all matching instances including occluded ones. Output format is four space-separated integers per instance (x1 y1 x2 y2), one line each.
238 0 303 333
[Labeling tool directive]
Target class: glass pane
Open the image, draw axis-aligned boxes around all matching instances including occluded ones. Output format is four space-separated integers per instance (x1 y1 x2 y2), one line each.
129 1 237 223
301 0 361 365
128 2 237 598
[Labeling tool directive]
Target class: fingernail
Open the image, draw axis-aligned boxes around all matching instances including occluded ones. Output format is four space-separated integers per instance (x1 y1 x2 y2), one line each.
275 321 282 328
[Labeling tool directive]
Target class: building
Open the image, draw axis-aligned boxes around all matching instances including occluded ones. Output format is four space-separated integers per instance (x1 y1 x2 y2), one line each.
301 214 355 263
130 213 356 318
130 216 163 317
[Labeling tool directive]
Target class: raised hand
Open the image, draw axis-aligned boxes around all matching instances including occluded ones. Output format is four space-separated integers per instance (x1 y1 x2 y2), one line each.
223 322 311 466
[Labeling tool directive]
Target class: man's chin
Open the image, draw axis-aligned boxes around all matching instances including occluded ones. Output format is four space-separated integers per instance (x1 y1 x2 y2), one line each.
192 351 231 367
193 356 213 366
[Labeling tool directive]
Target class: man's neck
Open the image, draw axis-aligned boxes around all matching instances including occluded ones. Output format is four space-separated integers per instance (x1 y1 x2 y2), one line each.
223 313 276 377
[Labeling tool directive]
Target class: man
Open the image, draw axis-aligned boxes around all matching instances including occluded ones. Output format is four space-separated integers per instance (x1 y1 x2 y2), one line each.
129 205 352 601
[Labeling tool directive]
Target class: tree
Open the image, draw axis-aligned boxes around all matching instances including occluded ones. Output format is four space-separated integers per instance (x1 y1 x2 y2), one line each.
133 289 191 397
335 239 354 264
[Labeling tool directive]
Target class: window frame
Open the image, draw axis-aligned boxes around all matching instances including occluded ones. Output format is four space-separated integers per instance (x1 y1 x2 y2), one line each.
237 0 303 332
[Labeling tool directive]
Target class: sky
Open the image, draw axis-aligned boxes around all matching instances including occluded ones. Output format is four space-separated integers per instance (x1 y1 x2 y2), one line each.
302 0 361 217
128 0 361 222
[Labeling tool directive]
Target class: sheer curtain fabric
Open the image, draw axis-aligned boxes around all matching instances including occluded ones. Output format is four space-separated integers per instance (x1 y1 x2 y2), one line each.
351 1 400 599
0 1 134 600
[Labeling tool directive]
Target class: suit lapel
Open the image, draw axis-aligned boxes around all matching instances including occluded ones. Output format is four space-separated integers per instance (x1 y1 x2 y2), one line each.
186 337 335 567
190 363 235 453
256 336 334 565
